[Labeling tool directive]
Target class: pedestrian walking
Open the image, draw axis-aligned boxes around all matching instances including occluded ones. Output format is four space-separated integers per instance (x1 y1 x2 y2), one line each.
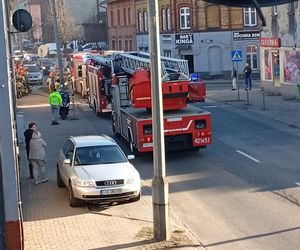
48 88 62 125
23 122 37 179
243 63 252 90
231 67 237 91
28 131 48 185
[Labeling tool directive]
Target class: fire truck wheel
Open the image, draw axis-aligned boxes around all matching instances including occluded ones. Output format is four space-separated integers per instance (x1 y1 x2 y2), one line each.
129 136 137 154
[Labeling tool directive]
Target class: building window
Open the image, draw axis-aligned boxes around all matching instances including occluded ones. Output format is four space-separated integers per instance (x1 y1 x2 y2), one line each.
110 11 114 27
272 6 278 16
180 7 190 30
119 40 122 50
129 40 133 51
288 3 295 34
138 11 143 32
161 8 166 31
246 45 258 70
167 8 171 30
128 8 131 25
112 40 116 50
143 11 148 31
123 8 127 26
244 8 257 26
164 50 171 57
125 40 128 51
117 9 120 26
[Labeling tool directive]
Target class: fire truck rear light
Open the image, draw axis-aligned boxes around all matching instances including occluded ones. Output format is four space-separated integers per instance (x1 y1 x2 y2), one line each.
147 137 151 142
195 120 206 129
143 124 152 135
201 131 205 136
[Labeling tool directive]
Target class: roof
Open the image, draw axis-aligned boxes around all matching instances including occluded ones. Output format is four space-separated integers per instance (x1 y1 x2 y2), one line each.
71 135 116 147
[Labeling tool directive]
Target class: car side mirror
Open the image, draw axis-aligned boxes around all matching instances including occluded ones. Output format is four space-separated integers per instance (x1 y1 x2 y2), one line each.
63 158 71 165
127 155 135 160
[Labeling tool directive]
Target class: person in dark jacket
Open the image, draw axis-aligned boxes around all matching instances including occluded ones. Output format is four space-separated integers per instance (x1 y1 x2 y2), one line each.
23 122 37 178
243 63 252 90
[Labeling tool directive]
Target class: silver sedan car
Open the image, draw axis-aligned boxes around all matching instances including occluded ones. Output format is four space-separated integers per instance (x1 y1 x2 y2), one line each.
57 135 141 207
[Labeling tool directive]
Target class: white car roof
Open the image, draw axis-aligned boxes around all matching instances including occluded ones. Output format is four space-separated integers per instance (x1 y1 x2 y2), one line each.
71 135 116 147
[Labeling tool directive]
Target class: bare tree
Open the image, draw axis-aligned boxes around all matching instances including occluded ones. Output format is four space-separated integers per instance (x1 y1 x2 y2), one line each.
47 0 80 46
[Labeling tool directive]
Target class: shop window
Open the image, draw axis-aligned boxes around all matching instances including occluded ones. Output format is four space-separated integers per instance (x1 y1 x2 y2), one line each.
118 40 122 50
244 8 257 26
129 40 133 51
246 45 258 70
180 7 190 30
112 40 116 50
125 40 128 51
138 11 143 32
162 8 166 31
164 50 171 57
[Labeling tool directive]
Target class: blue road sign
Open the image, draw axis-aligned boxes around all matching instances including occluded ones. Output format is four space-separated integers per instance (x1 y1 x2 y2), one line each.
232 50 242 62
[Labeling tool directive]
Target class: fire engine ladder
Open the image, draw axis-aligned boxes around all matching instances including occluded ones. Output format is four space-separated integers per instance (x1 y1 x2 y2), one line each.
87 53 111 65
112 51 190 82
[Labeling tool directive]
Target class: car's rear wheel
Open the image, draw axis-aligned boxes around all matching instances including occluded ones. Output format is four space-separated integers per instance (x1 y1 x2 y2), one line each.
56 166 65 187
68 183 84 207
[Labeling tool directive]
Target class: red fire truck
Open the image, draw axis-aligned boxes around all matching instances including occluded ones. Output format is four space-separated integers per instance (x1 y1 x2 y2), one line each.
110 52 212 153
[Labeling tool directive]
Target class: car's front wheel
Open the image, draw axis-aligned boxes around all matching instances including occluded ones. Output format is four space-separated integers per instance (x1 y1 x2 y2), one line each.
68 183 84 207
56 166 65 187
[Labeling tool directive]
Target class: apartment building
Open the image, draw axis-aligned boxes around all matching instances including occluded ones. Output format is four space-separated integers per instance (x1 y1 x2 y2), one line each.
104 0 262 79
260 2 300 99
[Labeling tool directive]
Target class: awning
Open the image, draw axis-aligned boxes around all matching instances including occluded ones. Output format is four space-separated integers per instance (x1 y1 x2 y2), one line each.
175 44 191 50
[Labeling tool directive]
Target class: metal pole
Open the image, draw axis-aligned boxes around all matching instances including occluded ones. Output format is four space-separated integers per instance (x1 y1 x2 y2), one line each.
261 87 266 110
147 0 169 241
236 61 240 101
50 0 64 88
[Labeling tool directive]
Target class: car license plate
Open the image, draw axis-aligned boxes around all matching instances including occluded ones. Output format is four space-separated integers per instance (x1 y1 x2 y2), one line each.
101 189 122 195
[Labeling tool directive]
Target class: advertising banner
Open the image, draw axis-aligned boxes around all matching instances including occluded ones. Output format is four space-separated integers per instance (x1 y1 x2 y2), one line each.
264 50 272 80
283 50 300 84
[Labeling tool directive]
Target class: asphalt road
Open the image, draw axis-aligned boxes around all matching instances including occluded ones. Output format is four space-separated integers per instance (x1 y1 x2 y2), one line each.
20 85 300 250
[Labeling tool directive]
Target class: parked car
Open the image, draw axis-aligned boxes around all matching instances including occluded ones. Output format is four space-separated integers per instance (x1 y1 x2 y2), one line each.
56 135 141 207
36 58 54 75
23 64 43 85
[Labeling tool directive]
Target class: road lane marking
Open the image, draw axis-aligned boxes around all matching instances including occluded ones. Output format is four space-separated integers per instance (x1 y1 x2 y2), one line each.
236 150 260 163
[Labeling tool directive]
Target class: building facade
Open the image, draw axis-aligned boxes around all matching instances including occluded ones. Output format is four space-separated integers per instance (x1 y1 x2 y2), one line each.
260 2 300 100
103 0 137 51
104 0 262 79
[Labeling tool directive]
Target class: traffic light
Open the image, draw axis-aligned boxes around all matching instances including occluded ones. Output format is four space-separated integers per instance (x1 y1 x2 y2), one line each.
203 0 298 26
78 65 82 77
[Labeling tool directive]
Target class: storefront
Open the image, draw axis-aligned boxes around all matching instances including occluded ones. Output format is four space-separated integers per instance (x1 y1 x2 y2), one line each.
261 37 300 99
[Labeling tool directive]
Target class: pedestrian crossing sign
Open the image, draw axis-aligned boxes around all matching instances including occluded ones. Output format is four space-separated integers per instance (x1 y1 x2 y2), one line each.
231 50 242 62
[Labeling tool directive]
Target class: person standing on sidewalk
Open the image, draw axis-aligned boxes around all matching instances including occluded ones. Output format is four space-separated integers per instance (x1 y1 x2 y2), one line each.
243 63 252 90
29 131 48 185
23 122 37 179
48 88 62 125
231 67 237 91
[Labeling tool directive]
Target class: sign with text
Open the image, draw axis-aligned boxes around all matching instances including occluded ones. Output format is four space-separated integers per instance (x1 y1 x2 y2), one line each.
260 37 281 48
233 31 260 40
175 34 194 45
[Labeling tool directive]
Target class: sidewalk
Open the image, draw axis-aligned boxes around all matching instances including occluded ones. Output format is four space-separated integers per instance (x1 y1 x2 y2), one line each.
17 87 204 250
17 84 300 250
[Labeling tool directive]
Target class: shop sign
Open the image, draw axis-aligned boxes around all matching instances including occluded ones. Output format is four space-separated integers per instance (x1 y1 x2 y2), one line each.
175 34 194 45
233 31 260 40
260 38 281 48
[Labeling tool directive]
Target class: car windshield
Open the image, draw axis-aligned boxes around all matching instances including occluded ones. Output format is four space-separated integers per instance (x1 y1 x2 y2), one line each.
74 145 127 166
26 65 40 72
41 59 53 66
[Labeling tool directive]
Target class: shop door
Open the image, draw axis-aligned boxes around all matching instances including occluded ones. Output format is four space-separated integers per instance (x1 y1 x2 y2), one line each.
272 52 280 87
184 55 194 73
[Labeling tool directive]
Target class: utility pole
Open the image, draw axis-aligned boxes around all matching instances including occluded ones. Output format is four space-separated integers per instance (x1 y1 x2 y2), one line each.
147 0 170 241
50 0 64 87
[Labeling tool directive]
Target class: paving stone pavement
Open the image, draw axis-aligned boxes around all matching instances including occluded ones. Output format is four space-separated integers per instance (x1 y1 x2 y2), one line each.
17 86 204 250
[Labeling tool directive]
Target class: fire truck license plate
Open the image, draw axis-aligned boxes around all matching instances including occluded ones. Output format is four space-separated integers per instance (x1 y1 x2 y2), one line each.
195 137 210 144
101 189 122 195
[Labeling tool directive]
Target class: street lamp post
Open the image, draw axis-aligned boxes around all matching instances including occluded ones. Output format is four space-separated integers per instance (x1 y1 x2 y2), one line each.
147 0 170 241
